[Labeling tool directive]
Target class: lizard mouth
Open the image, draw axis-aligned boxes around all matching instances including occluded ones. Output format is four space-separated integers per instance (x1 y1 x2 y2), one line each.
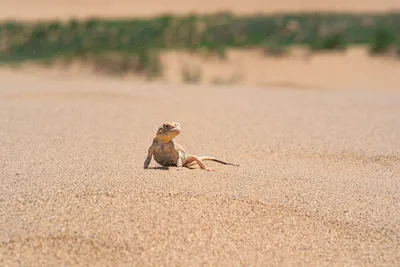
168 126 181 134
166 122 181 133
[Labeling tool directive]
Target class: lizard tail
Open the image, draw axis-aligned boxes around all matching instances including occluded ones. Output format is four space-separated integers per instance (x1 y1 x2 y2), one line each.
198 156 239 166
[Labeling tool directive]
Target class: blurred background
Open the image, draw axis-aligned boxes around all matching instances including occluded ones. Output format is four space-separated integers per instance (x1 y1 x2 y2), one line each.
1 0 400 90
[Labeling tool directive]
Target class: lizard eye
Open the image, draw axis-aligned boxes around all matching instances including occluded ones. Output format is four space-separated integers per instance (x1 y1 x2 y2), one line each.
163 124 170 129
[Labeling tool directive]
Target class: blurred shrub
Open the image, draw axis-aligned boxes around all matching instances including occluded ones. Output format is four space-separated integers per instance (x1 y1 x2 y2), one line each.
309 33 347 51
1 12 400 73
369 26 396 55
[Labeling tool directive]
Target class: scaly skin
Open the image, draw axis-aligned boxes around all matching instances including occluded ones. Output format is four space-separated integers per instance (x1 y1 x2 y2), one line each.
143 122 239 171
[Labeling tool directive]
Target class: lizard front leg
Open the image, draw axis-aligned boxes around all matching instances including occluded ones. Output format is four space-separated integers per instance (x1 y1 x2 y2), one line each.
143 144 155 169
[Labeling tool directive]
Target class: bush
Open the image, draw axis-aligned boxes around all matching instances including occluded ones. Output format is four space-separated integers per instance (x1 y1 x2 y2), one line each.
0 12 400 72
309 33 347 51
369 27 396 54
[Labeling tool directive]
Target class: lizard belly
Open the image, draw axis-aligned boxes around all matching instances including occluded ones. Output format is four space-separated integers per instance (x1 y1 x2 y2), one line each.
153 143 179 166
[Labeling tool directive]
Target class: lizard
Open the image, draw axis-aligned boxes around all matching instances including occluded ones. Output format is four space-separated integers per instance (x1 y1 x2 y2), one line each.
143 122 239 171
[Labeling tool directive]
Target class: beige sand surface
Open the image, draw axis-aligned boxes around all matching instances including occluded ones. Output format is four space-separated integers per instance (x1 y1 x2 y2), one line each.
1 0 400 21
0 70 399 266
9 46 400 91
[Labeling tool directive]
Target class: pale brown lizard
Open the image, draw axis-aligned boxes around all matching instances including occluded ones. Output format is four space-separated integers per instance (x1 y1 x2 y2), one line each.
143 122 239 171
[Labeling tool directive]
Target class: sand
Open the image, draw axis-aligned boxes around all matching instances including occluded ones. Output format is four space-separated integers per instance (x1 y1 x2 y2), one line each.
1 0 400 265
18 46 400 91
2 0 400 21
0 70 399 266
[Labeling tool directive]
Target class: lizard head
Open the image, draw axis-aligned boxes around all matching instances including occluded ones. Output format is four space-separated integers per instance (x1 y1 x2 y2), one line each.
154 122 181 142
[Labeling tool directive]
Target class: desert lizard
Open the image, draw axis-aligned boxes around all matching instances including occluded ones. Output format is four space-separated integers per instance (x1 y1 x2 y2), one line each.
143 122 239 171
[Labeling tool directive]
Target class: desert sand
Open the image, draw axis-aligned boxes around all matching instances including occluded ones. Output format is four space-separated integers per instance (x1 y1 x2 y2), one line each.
1 0 400 21
1 0 400 266
15 46 400 91
0 70 399 266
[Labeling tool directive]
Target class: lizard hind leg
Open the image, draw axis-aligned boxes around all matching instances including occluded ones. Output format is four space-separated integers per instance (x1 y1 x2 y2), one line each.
185 161 198 168
185 155 215 171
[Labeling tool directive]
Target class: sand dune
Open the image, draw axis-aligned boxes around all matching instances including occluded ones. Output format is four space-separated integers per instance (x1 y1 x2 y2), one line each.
1 70 399 266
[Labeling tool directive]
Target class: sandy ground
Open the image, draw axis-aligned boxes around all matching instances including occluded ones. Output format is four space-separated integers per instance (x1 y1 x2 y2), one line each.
1 0 400 21
15 46 400 91
0 70 399 266
1 0 400 265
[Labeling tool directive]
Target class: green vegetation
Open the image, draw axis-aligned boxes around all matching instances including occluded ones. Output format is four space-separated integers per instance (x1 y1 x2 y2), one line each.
309 33 347 51
369 26 397 55
0 12 400 76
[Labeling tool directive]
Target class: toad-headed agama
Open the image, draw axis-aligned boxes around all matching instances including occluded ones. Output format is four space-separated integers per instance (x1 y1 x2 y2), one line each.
143 122 239 171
